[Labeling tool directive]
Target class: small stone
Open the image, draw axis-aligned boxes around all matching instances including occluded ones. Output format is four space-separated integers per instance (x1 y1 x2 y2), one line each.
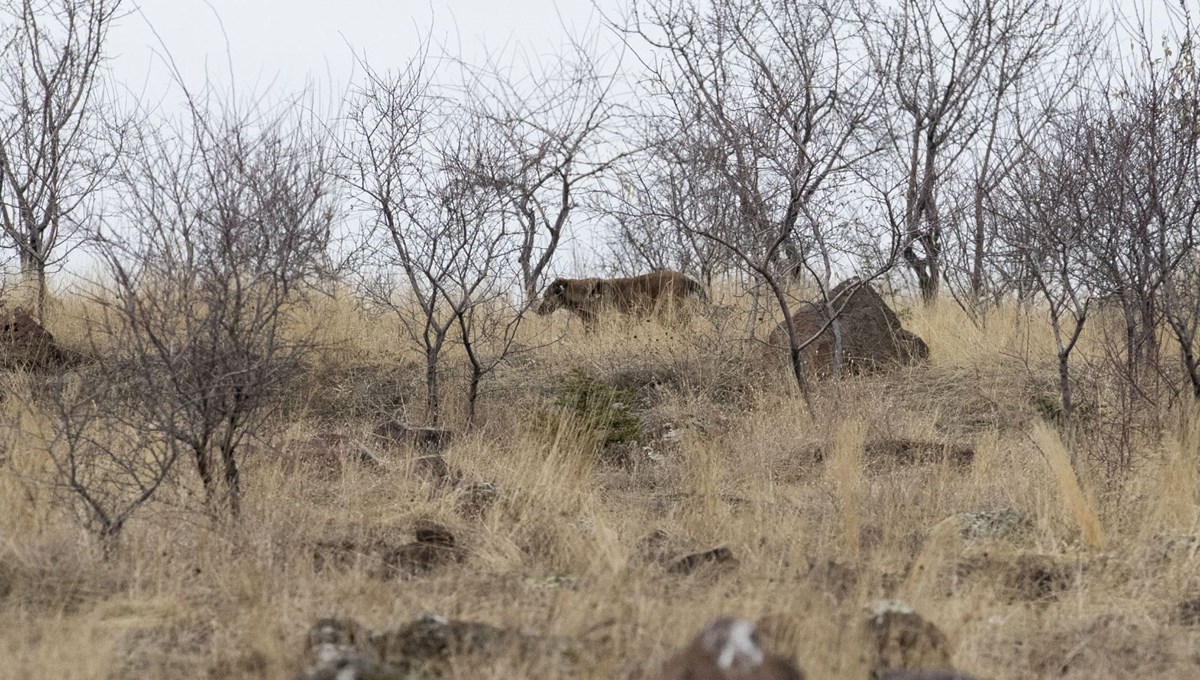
655 617 805 680
861 600 953 680
668 547 739 576
377 542 465 579
455 481 499 519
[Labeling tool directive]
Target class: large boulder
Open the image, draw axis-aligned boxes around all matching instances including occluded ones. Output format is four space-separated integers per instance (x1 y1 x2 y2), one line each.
0 307 74 370
768 279 928 376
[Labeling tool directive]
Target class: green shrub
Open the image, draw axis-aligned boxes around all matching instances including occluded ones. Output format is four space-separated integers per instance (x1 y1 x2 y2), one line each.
549 370 645 451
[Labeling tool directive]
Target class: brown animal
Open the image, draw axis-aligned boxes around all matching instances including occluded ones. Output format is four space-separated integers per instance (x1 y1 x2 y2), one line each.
655 618 805 680
536 270 707 324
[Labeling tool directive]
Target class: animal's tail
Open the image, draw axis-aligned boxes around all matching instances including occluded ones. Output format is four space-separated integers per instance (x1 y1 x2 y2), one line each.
685 276 709 303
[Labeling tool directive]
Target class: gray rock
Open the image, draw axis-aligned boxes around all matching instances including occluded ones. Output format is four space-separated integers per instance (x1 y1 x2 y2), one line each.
862 600 954 680
295 614 587 680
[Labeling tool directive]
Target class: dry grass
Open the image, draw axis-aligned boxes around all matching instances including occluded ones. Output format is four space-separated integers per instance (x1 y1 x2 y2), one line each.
2 290 1200 679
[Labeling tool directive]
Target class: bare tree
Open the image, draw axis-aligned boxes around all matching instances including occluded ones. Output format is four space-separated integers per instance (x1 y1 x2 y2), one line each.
94 91 337 516
605 144 735 286
997 114 1098 439
1124 13 1200 399
0 0 126 319
456 41 622 302
620 0 888 399
453 291 530 425
951 0 1099 310
858 0 1089 304
343 56 530 426
1052 12 1200 405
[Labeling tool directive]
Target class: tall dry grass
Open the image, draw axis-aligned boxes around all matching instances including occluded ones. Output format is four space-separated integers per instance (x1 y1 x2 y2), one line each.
0 286 1198 679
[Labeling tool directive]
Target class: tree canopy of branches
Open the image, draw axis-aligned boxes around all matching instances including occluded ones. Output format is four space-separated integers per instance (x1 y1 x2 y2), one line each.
94 94 337 516
619 0 887 398
0 0 125 319
449 39 622 302
860 0 1095 305
343 55 534 426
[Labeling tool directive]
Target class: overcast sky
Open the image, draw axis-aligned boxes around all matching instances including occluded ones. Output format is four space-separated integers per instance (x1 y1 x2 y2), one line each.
106 0 1181 94
108 0 624 109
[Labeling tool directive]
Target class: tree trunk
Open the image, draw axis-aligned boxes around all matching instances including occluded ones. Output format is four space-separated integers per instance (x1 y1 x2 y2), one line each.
921 254 940 304
971 188 986 303
466 366 481 425
222 449 241 517
193 444 218 509
19 251 48 324
425 355 441 427
1058 349 1074 424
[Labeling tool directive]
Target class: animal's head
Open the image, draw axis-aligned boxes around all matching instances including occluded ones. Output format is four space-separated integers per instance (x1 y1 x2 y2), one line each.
536 278 570 315
536 278 606 315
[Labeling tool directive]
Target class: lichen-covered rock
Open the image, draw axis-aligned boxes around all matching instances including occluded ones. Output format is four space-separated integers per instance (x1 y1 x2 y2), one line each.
296 618 387 680
312 523 467 580
667 547 739 576
377 523 466 579
631 529 739 577
374 421 453 453
950 509 1033 542
768 279 928 377
454 480 499 519
295 614 587 680
861 601 954 680
655 617 805 680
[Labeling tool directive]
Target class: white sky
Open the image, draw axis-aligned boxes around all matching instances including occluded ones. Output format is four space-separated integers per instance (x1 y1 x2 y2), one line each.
108 0 623 113
107 0 1181 95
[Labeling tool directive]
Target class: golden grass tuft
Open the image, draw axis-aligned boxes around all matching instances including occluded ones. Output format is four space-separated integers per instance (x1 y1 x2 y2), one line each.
825 418 866 562
1031 422 1107 550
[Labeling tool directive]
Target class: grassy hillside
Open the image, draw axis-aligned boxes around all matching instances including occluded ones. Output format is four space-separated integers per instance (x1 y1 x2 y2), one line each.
1 289 1198 679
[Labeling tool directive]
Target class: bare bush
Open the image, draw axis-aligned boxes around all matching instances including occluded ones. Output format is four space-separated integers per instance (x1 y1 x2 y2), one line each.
859 0 1094 305
1123 22 1200 401
42 372 175 545
342 54 533 426
91 92 337 516
456 40 622 302
997 113 1098 444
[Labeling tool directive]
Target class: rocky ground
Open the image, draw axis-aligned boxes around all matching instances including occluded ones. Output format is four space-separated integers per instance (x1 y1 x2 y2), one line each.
1 289 1199 679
